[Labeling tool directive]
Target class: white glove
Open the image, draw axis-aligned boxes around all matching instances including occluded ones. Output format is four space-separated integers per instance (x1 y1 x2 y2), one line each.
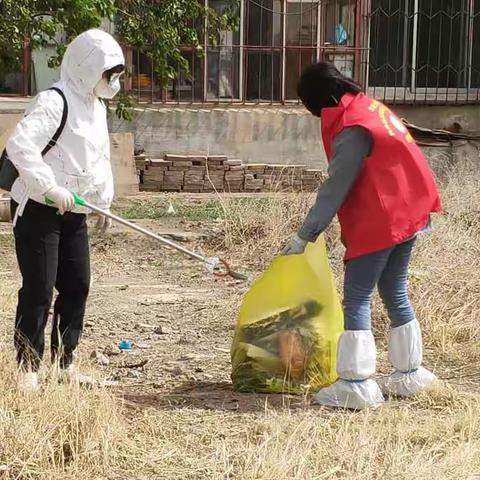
95 211 112 234
44 186 75 214
282 233 309 256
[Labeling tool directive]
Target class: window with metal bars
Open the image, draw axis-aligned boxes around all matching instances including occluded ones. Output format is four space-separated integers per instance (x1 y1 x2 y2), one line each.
126 0 363 104
368 0 480 103
125 0 480 104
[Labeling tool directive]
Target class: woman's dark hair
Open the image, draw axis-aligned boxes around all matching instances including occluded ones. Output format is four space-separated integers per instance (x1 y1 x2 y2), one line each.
297 62 362 117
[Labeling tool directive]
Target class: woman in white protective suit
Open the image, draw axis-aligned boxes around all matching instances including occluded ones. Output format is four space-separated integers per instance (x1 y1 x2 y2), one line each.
6 29 125 392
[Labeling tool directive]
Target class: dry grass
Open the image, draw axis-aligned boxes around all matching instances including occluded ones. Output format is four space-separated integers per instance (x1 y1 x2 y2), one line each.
0 344 128 479
0 156 479 479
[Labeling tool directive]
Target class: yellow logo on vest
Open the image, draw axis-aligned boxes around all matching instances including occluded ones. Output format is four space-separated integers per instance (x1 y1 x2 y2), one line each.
368 100 413 143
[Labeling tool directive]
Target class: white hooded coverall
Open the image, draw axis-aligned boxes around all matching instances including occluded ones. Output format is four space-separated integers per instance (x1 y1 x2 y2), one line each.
6 29 124 373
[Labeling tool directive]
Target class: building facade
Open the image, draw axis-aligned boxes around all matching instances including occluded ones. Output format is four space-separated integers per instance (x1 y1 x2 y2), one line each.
2 0 480 105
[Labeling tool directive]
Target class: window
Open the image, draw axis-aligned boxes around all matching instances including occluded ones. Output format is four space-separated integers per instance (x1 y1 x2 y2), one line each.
0 51 27 95
285 0 319 99
369 0 480 102
125 1 372 104
208 0 241 100
471 2 480 88
368 0 412 87
245 0 283 102
0 65 23 95
415 0 468 88
325 0 356 47
168 50 204 102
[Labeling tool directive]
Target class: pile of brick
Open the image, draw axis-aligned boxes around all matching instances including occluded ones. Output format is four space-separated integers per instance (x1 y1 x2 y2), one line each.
135 154 324 193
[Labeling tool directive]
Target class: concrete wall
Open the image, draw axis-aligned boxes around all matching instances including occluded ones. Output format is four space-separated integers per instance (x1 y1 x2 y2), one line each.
110 103 480 169
110 106 324 168
2 98 480 174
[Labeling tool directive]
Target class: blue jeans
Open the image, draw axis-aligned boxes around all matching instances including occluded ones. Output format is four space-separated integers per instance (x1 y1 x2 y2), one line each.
343 239 416 330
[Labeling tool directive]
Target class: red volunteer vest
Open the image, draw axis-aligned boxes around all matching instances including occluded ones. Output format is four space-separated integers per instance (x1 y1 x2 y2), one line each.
321 92 441 260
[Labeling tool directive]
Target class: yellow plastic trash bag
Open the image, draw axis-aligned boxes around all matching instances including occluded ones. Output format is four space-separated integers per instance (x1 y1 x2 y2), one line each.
231 235 343 393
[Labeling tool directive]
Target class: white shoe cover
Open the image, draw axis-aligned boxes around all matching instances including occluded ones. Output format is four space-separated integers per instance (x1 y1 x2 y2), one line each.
378 319 437 397
17 371 40 393
313 330 385 410
61 365 98 387
313 378 384 410
377 367 437 398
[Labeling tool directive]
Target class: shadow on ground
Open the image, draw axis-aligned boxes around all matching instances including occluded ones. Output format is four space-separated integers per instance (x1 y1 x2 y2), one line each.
121 380 312 413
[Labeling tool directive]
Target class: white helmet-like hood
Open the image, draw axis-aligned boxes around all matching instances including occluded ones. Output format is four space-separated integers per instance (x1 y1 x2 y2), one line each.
60 29 125 98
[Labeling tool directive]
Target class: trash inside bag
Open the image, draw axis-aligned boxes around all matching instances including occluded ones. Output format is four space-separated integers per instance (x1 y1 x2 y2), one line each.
231 235 343 393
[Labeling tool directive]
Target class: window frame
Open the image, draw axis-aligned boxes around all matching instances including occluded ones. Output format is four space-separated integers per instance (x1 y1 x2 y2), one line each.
367 0 480 104
125 0 366 104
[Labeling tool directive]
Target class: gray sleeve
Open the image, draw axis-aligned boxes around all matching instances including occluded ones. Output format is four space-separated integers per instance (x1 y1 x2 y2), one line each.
298 126 373 242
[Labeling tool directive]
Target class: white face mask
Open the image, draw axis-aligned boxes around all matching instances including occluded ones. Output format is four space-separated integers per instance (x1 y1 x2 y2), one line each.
94 72 122 99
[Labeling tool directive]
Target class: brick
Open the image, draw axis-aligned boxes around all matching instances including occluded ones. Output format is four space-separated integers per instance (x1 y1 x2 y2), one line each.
207 155 228 162
227 165 245 171
191 159 207 167
182 186 203 193
141 185 160 192
226 159 243 166
165 171 184 179
246 164 266 174
205 172 225 180
143 170 162 178
168 165 190 171
245 178 264 187
170 161 193 168
165 154 191 162
225 171 245 181
265 164 286 171
186 173 203 180
206 165 228 171
151 158 172 167
225 179 243 187
184 180 204 187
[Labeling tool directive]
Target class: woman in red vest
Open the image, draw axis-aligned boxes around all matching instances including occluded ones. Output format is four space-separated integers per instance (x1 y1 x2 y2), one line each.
283 62 441 410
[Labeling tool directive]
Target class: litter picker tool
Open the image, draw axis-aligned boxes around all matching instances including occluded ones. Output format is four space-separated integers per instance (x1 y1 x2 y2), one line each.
51 193 247 281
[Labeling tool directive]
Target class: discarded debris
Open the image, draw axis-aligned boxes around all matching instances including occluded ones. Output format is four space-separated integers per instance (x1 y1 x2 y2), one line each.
90 350 110 366
119 359 149 369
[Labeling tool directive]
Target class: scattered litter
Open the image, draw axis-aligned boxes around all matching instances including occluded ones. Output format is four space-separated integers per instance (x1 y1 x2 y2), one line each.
135 342 151 350
91 350 110 366
135 322 154 331
167 201 176 215
154 325 169 335
120 359 149 369
118 339 133 350
213 347 230 353
104 345 121 356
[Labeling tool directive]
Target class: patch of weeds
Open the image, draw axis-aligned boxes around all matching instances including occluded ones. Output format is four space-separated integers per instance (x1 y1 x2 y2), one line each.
115 197 273 223
0 233 14 250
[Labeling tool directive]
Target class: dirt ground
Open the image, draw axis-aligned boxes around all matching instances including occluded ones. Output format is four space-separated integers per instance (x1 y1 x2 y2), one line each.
0 207 308 414
0 192 479 479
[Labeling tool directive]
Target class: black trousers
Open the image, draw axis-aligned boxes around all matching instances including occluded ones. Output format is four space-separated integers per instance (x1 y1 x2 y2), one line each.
12 200 90 371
